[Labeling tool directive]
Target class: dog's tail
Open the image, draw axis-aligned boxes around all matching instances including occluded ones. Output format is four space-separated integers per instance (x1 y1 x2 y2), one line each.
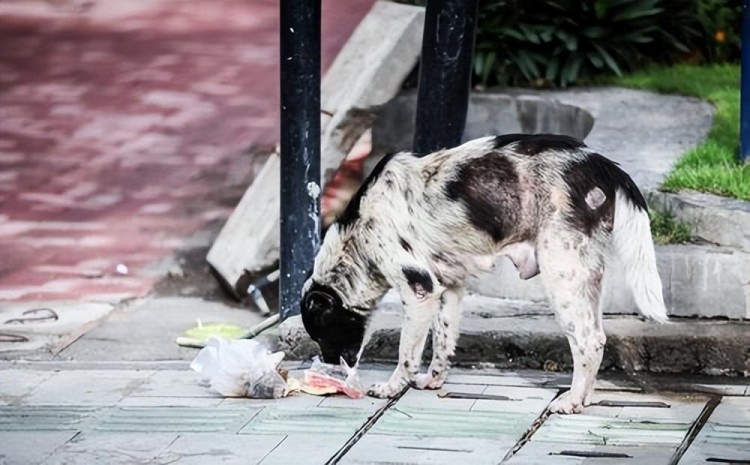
612 189 669 323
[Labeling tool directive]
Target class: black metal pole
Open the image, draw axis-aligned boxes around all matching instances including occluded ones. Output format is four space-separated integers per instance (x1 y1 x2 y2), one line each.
741 0 750 162
279 0 321 320
413 0 479 155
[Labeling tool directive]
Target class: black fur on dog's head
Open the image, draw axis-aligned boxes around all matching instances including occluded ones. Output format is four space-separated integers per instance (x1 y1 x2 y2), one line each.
300 281 367 367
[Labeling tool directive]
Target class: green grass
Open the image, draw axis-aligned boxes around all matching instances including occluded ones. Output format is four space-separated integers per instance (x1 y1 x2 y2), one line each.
649 209 693 245
605 64 750 200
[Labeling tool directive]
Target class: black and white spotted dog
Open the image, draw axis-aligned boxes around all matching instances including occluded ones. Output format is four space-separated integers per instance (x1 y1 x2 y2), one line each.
301 134 667 414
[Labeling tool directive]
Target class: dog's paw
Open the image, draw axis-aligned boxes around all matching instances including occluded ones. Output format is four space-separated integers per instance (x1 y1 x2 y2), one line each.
548 391 585 414
414 373 445 390
367 382 404 399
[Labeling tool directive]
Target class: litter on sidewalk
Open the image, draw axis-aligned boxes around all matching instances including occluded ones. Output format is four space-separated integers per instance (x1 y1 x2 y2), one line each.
176 313 281 348
190 337 364 400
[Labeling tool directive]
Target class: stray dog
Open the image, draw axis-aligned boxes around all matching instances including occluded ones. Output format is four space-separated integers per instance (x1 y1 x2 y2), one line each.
301 134 667 414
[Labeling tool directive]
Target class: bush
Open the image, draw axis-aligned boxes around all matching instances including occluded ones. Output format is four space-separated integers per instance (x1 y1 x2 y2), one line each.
696 0 742 63
397 0 741 87
473 0 704 87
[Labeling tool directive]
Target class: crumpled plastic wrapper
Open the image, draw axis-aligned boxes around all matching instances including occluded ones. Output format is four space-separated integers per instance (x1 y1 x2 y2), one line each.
298 357 365 399
190 337 287 399
190 338 365 400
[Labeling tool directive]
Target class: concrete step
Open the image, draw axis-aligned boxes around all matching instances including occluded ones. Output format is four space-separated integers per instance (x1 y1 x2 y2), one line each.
467 243 750 320
650 191 750 252
279 295 750 376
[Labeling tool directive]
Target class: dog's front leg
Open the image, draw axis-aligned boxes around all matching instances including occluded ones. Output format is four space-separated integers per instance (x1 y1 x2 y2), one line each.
367 285 440 399
414 286 464 390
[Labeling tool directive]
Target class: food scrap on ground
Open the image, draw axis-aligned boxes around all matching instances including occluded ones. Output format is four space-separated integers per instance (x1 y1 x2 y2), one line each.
190 337 364 399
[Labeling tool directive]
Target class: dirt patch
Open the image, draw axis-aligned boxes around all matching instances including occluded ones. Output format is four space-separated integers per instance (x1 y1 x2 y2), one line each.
152 240 280 313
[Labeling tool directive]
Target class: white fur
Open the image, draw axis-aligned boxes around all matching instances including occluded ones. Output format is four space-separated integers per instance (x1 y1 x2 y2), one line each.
613 190 669 323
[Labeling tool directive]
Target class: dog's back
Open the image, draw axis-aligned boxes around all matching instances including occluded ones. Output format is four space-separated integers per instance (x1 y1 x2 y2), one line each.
369 135 641 251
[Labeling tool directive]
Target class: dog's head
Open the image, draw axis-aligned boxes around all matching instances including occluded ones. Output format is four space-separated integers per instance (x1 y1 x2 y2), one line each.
300 281 367 367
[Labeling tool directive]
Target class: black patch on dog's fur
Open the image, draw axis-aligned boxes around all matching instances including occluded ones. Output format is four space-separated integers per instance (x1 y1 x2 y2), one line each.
402 266 433 295
365 259 387 287
399 237 413 253
337 153 396 229
494 134 585 155
446 153 521 242
564 153 647 235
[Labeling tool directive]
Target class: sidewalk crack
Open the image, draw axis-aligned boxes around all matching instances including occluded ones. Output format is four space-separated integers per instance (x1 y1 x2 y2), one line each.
668 395 721 465
325 387 409 464
498 390 559 463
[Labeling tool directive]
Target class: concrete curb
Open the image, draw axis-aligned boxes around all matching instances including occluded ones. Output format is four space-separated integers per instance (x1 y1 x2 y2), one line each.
467 243 750 320
279 306 750 376
650 190 750 252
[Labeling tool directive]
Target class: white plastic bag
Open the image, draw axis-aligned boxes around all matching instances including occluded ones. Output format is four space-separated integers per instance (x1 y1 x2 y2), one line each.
302 356 365 399
190 337 286 398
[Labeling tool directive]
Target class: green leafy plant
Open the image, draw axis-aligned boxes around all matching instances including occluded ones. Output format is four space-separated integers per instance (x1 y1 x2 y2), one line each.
474 0 700 87
695 0 742 64
396 0 740 87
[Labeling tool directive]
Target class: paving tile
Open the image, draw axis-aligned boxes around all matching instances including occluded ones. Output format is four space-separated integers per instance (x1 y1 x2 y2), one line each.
396 383 486 411
421 370 640 393
0 431 78 464
240 404 384 436
0 302 114 355
445 372 547 387
511 390 708 464
584 391 706 421
0 405 96 431
26 369 155 405
260 435 358 465
61 298 266 362
155 433 287 465
118 395 223 408
506 443 674 465
340 435 516 465
132 369 217 398
318 395 384 410
40 432 179 465
370 403 539 439
679 396 750 465
531 414 693 446
93 406 261 433
0 369 54 398
220 393 324 410
473 386 557 413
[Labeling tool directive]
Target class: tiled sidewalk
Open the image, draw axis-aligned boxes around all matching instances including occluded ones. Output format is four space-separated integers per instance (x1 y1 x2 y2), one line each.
0 0 375 302
1 365 748 464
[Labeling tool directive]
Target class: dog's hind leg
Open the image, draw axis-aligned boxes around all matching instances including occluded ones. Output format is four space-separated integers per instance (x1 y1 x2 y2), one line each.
415 286 464 390
538 224 606 414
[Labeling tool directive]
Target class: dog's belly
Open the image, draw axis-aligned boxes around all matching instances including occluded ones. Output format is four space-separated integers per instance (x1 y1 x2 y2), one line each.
474 241 539 280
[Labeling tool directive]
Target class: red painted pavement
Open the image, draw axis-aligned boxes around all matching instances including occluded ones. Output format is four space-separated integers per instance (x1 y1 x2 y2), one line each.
0 0 376 302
